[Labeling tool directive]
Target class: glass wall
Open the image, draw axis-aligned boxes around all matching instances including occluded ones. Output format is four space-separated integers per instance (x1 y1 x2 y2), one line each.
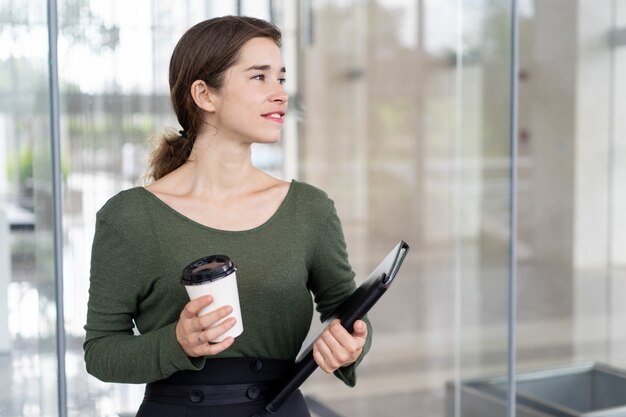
297 0 515 415
451 1 626 416
609 0 626 363
297 0 626 416
54 1 299 416
0 1 60 416
2 1 626 416
56 2 284 416
512 0 626 384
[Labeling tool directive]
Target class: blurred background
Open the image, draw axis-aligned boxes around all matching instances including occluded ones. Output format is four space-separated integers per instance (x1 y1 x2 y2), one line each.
0 0 625 416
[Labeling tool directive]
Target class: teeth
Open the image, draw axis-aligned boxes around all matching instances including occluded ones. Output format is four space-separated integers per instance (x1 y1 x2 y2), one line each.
269 113 282 118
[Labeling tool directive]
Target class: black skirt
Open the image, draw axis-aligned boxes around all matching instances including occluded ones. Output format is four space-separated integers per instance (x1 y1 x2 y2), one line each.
136 358 311 417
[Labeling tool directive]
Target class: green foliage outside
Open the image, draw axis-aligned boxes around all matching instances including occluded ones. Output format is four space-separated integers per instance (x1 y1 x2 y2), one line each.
7 145 70 186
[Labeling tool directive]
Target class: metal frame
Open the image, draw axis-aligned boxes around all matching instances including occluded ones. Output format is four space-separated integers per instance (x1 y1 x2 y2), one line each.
508 0 520 416
46 0 67 417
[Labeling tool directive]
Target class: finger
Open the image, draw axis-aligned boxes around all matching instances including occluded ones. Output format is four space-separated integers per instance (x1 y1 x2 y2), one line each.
313 341 333 373
329 320 366 350
314 338 339 372
325 321 366 364
312 348 328 373
180 296 214 319
197 305 234 329
320 331 354 366
321 325 350 353
180 303 224 336
194 336 235 357
352 320 368 339
326 321 358 352
201 317 237 343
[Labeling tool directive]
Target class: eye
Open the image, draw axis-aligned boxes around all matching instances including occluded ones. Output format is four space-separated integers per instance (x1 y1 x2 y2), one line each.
252 74 265 81
278 78 286 85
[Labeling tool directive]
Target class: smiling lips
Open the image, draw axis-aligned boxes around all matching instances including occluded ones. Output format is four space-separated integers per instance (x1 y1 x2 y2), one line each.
262 111 285 124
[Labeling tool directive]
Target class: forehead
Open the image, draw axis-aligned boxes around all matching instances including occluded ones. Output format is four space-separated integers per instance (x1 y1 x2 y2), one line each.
236 37 284 68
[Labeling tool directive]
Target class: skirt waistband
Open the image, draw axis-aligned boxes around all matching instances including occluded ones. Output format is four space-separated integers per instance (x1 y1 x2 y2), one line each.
144 382 277 406
144 358 294 407
152 358 294 385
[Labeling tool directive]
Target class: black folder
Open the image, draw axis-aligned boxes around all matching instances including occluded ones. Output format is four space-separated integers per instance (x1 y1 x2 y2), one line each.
265 240 410 413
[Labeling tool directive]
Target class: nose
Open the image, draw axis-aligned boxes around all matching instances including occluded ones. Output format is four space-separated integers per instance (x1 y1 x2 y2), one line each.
270 84 288 104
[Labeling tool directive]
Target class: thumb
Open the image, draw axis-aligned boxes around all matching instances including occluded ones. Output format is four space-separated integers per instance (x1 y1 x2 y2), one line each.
352 320 368 338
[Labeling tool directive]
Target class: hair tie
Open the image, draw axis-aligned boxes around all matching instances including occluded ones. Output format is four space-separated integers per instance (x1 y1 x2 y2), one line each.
179 129 188 139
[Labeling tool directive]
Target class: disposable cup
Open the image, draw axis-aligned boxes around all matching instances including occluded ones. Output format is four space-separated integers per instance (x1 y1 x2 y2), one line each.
181 255 243 342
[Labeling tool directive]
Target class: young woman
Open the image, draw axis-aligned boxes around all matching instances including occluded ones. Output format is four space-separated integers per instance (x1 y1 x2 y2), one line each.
84 16 370 417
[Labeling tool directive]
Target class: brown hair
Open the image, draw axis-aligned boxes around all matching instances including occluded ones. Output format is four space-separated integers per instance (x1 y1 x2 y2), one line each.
147 16 282 181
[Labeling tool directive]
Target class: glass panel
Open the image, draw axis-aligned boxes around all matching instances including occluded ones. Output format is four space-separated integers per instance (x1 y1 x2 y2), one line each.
58 2 292 416
58 2 210 416
513 1 626 416
0 0 60 416
518 0 599 361
612 2 626 270
296 0 513 416
610 0 626 369
454 0 515 415
59 2 163 413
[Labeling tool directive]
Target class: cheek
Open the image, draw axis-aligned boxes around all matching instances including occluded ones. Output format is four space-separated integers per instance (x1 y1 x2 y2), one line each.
224 95 258 117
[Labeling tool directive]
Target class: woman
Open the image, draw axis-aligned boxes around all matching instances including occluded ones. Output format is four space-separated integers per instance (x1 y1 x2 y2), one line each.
84 15 370 417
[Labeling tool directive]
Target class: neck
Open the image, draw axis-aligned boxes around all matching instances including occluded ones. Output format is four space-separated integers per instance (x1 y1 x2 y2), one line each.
182 134 257 197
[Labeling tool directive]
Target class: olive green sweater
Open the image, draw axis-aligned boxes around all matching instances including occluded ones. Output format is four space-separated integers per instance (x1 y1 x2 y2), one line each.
84 180 371 386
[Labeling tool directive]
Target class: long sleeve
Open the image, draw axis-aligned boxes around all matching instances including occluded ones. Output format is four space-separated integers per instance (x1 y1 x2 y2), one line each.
307 201 372 387
83 210 204 383
83 182 372 385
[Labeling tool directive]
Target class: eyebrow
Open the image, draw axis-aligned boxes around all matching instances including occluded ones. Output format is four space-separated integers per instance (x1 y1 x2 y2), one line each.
244 65 286 73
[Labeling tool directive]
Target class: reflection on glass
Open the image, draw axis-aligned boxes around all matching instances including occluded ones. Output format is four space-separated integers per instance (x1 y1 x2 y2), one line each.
0 0 59 416
456 0 513 384
58 1 277 416
296 0 626 416
297 1 466 416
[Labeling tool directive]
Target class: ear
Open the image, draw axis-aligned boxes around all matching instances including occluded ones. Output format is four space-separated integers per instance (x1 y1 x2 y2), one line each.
190 80 218 113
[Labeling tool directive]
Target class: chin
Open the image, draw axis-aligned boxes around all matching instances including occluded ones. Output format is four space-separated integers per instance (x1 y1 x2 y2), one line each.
256 135 282 144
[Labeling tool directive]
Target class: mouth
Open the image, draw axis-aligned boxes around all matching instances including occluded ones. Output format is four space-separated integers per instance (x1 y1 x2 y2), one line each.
262 111 285 123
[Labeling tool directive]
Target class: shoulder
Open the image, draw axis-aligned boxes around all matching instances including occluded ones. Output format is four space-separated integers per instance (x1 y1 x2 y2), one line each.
97 187 147 215
292 180 333 205
96 187 151 227
291 180 332 202
289 180 339 224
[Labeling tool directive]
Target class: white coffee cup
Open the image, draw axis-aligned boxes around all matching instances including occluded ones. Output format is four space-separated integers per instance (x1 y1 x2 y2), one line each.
181 255 243 342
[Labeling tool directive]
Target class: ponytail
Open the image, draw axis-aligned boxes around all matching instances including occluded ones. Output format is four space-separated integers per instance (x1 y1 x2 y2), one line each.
147 129 196 181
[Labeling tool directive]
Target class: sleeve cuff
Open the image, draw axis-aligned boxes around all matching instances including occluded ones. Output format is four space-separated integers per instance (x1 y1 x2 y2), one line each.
334 364 358 387
160 321 206 377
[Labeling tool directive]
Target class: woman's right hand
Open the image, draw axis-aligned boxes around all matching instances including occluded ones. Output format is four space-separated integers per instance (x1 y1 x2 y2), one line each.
175 295 236 357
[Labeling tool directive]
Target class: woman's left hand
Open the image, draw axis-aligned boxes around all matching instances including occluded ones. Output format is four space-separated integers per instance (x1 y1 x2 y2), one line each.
313 319 368 373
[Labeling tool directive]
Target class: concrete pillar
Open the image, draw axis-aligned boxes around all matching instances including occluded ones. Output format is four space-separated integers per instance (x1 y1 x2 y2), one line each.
530 1 577 269
573 1 612 270
572 0 614 362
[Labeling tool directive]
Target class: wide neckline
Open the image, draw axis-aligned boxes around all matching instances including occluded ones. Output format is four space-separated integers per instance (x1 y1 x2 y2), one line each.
136 179 296 235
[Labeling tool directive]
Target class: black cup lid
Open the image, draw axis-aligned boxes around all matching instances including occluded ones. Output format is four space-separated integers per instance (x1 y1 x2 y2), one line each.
181 255 237 285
